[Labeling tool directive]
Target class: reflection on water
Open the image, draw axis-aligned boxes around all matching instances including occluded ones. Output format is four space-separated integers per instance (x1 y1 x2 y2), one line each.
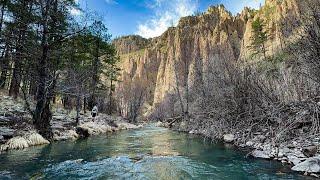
0 124 312 180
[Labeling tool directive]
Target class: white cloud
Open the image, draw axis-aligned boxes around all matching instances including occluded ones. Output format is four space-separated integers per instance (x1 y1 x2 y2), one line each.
69 0 81 16
105 0 118 5
70 7 82 16
136 0 198 38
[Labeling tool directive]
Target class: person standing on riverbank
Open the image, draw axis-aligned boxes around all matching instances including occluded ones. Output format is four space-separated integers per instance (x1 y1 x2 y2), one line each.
91 105 98 121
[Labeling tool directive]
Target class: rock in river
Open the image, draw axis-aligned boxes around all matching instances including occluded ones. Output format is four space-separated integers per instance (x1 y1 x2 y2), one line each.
251 150 270 159
292 156 320 173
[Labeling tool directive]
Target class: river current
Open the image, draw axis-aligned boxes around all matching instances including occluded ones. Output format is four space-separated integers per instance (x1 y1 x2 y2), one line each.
0 125 311 179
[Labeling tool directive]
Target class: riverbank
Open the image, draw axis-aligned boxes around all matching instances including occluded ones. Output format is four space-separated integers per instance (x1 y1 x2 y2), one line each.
156 108 320 178
0 94 142 152
0 124 305 179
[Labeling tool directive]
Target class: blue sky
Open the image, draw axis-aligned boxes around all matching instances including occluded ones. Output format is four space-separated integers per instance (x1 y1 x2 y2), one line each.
73 0 265 39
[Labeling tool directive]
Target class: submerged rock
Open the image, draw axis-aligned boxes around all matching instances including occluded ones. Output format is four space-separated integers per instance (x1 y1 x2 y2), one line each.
116 122 141 130
223 134 235 143
292 157 320 173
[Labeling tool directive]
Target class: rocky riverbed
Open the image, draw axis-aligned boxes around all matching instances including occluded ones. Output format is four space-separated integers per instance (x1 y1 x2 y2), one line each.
0 95 142 152
156 120 320 178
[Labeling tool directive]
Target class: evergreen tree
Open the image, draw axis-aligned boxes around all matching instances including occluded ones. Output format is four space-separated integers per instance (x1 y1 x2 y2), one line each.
251 17 268 60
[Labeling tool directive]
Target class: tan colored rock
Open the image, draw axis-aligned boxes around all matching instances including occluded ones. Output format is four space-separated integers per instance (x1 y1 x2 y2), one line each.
114 1 317 116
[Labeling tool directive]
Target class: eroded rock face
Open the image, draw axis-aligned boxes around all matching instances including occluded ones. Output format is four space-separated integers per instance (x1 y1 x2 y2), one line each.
114 0 318 115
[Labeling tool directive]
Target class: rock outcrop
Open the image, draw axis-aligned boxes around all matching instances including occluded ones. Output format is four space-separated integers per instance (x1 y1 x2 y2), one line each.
114 0 319 115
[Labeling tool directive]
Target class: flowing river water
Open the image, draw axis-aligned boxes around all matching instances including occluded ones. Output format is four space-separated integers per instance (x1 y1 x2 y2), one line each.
0 125 312 179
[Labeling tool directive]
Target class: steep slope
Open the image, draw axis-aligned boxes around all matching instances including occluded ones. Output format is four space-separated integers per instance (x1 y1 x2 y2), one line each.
113 0 319 116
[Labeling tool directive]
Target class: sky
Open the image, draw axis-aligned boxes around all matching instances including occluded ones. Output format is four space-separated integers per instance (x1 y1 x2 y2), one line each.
73 0 265 39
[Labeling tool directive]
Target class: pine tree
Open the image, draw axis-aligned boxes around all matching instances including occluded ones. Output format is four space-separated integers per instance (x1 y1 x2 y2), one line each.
251 17 268 60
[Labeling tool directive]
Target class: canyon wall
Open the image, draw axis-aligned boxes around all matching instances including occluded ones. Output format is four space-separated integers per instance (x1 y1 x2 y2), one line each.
113 0 319 116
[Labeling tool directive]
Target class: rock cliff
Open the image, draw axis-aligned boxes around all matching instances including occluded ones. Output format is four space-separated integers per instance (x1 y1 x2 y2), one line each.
113 0 319 115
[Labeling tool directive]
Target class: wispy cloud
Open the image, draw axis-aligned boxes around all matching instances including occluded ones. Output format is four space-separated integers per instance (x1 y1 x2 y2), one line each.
136 0 198 38
105 0 118 5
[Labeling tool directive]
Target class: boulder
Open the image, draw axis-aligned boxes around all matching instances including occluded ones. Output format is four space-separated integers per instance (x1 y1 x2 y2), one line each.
292 157 320 173
246 141 254 147
287 155 302 165
53 130 79 141
155 121 163 127
223 134 235 143
189 130 198 134
76 127 90 138
251 150 270 159
77 122 114 137
303 146 318 157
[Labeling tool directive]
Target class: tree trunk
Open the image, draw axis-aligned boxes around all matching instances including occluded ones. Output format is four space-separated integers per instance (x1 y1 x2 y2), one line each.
34 101 52 139
89 38 100 109
9 60 22 98
34 5 52 139
108 79 113 115
83 97 87 114
0 0 6 35
262 43 267 61
29 79 38 97
76 92 81 125
0 44 9 89
9 1 29 99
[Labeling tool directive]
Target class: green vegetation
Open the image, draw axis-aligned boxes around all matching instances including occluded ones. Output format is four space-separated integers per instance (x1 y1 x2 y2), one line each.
251 17 269 60
0 0 120 138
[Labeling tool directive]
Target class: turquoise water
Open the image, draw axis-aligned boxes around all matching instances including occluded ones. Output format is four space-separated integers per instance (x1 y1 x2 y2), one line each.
0 125 312 179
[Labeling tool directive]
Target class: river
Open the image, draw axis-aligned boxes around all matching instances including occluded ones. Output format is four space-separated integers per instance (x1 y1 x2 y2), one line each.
0 125 311 179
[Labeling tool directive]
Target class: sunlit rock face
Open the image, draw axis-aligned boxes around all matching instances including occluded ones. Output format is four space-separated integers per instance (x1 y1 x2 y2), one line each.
113 0 318 115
